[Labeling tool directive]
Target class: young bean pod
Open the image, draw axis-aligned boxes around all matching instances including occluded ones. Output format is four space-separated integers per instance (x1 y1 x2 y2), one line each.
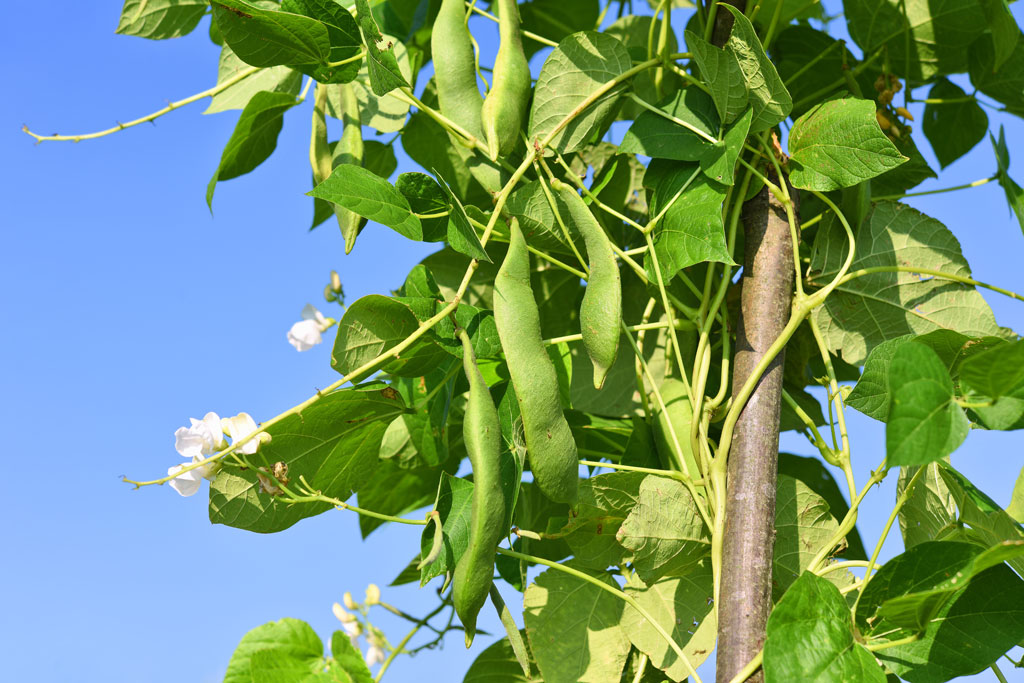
311 83 364 253
493 219 579 504
452 328 506 647
430 0 505 193
432 0 484 137
480 0 531 160
551 178 622 389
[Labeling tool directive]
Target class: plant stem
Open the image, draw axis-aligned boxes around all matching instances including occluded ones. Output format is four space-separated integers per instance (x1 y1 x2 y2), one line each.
726 650 763 683
872 176 995 200
850 464 926 618
374 601 448 682
24 66 261 142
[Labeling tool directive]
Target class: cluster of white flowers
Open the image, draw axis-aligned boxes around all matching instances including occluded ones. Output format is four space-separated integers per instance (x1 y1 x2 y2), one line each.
287 304 331 352
168 411 270 496
332 585 387 668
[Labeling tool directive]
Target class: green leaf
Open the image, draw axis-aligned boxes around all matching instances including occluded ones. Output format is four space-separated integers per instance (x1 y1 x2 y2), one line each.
715 4 792 132
959 338 1024 398
898 462 958 549
212 0 330 68
352 0 408 95
402 111 490 208
856 540 1024 682
788 97 907 191
116 0 207 39
764 572 886 683
224 618 324 683
209 386 404 532
330 295 447 380
622 560 716 680
619 89 720 163
330 631 374 683
886 343 968 466
434 171 489 262
847 336 914 420
969 30 1024 112
922 79 988 169
394 173 448 242
808 202 1000 365
463 636 532 683
205 47 302 114
310 165 422 240
873 541 1024 632
419 473 475 586
506 180 581 255
937 462 1024 575
206 90 298 208
616 475 711 583
990 128 1024 235
701 107 752 186
528 31 632 154
685 31 748 126
523 565 631 683
980 0 1020 71
845 0 988 82
774 475 854 601
1010 466 1024 523
328 34 412 132
872 132 938 197
778 454 867 560
560 472 645 569
643 161 733 284
280 0 362 84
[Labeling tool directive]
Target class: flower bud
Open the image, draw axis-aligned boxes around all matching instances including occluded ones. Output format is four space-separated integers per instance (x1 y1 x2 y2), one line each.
333 602 355 623
324 284 338 303
330 270 342 293
365 584 381 605
343 591 357 610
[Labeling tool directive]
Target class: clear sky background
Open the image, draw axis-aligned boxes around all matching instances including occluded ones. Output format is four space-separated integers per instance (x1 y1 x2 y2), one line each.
4 2 1023 682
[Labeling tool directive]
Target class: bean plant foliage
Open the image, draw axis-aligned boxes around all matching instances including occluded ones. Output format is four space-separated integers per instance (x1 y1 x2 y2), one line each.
31 0 1024 681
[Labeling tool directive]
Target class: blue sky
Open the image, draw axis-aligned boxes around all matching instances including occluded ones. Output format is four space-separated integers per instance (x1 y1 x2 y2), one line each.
4 2 1023 682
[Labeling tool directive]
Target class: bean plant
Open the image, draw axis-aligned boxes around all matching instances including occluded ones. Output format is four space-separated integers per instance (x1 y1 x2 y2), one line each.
27 0 1024 681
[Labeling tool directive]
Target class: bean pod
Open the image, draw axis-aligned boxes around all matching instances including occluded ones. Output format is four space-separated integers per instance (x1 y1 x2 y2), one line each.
451 328 506 647
551 178 621 389
311 83 364 254
431 0 484 137
493 218 579 504
480 0 531 160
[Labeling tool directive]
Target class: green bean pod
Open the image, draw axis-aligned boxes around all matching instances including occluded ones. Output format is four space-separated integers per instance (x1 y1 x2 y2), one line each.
551 178 621 389
493 219 579 504
480 0 531 160
311 83 364 253
333 83 364 254
452 328 506 648
431 0 484 137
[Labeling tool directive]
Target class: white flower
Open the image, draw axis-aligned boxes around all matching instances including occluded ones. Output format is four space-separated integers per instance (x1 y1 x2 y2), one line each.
287 304 327 351
174 411 225 459
364 584 381 605
222 412 271 455
364 644 385 667
167 460 213 497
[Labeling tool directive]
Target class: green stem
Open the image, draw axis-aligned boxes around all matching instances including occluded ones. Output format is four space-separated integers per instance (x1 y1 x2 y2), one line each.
495 547 704 683
807 461 889 573
327 49 367 67
832 266 1024 302
374 600 448 682
991 663 1010 683
863 633 921 652
872 176 996 201
726 650 763 683
24 65 262 142
628 93 719 144
851 464 926 618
